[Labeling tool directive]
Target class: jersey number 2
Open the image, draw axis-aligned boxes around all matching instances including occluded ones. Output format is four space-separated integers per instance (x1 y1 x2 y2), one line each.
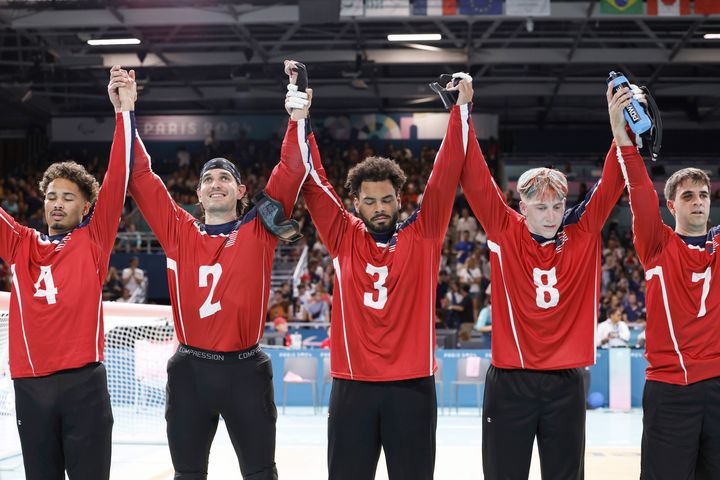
199 264 223 318
364 264 388 310
33 265 58 304
533 267 559 309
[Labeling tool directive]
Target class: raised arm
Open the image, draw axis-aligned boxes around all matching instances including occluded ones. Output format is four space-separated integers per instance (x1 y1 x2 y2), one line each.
611 84 667 264
300 124 351 257
565 85 645 234
88 66 135 253
111 69 193 253
562 142 625 234
0 207 28 263
414 76 473 240
262 61 314 217
459 117 516 236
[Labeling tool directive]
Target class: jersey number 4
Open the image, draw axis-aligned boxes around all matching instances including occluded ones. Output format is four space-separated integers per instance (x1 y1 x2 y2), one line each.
364 264 388 310
33 265 58 304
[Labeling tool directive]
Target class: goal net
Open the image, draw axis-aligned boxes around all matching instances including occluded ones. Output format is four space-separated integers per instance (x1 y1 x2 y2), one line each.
0 299 177 453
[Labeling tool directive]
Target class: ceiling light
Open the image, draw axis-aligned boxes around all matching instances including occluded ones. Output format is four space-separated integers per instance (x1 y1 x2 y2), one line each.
87 38 141 46
704 33 720 39
387 34 441 42
405 43 443 52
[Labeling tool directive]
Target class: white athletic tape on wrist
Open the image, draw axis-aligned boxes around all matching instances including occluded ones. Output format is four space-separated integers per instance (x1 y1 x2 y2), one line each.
286 90 308 100
452 72 473 82
286 100 307 109
287 84 298 92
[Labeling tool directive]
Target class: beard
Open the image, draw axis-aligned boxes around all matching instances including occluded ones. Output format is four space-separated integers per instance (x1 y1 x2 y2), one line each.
359 210 399 236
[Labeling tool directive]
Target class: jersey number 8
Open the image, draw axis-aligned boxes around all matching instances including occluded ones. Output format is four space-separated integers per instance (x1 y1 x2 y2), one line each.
533 267 560 309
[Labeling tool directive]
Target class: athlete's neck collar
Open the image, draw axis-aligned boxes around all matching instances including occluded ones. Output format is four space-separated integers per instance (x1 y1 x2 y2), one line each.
677 232 707 249
202 219 238 236
369 226 396 244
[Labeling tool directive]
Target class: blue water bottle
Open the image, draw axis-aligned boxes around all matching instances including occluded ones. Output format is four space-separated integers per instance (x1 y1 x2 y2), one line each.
607 71 652 136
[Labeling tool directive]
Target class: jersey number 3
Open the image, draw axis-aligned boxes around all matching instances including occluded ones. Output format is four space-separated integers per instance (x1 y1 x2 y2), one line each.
364 264 388 310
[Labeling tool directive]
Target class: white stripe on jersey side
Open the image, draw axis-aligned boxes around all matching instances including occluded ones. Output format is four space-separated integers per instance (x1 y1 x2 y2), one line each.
10 264 35 376
0 210 18 234
460 103 469 155
428 253 434 376
256 247 266 343
425 104 470 190
166 258 188 344
615 146 639 241
592 246 599 364
121 111 132 193
332 257 353 379
295 118 312 201
645 266 689 385
136 134 152 168
95 291 102 362
306 139 343 210
487 240 525 368
616 145 630 186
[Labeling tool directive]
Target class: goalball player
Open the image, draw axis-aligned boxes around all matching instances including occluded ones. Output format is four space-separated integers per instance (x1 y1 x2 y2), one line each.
121 62 310 479
618 100 720 478
459 84 640 479
0 65 135 479
300 75 473 480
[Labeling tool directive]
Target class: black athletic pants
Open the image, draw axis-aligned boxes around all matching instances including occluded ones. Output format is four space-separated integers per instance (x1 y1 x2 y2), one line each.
327 376 437 480
165 344 278 480
641 377 720 480
482 365 585 480
13 362 113 480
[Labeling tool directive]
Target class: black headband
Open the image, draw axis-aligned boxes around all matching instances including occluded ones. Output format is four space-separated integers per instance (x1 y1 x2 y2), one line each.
200 158 242 184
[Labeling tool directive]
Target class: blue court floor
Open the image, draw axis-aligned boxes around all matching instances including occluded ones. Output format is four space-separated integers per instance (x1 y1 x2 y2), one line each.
0 408 642 480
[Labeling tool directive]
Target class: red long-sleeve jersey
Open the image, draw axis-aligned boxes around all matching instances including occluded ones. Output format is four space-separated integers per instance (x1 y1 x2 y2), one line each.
619 148 720 385
302 104 472 381
2 112 134 379
460 140 626 370
128 119 309 351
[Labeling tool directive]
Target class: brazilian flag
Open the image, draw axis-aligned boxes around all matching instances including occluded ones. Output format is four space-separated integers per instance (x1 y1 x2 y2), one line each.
601 0 643 14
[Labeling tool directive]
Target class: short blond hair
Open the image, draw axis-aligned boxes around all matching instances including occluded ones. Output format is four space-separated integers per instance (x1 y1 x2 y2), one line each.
664 168 711 202
517 167 568 202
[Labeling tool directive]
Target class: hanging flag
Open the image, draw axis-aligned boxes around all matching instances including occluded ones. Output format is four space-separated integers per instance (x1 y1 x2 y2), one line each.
443 0 457 16
695 0 720 15
365 0 410 16
340 0 364 17
411 0 446 16
506 0 551 16
647 0 690 16
457 0 502 15
600 0 643 14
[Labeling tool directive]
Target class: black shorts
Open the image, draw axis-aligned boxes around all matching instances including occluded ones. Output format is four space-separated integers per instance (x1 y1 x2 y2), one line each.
328 376 437 480
641 377 720 480
14 362 113 480
482 365 586 480
165 343 278 480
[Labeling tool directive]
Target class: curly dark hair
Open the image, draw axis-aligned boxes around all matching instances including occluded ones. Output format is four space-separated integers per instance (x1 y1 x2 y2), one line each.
39 161 99 203
345 156 407 198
